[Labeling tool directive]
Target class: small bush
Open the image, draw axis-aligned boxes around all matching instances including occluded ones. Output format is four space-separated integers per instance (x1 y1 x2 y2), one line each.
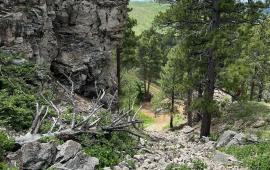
137 111 155 127
209 133 219 141
0 91 35 131
0 162 18 170
221 142 270 170
83 132 138 169
192 159 207 170
39 136 64 145
0 131 15 161
0 52 41 131
165 163 191 170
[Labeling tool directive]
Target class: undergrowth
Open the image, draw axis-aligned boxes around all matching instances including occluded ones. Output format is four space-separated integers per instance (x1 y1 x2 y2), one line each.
83 132 138 169
221 142 270 170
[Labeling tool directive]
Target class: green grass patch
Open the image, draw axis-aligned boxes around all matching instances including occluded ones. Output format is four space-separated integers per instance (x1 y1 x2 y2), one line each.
137 111 155 127
221 143 270 170
163 113 185 130
129 2 169 35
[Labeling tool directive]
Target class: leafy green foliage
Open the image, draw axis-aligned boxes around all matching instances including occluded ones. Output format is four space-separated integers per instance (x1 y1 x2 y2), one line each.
39 136 64 145
0 131 15 161
121 15 139 69
165 163 191 170
192 159 207 170
83 132 138 169
0 91 35 131
137 28 163 95
221 143 270 170
227 101 270 120
137 111 155 128
120 70 144 109
0 162 18 170
0 52 40 131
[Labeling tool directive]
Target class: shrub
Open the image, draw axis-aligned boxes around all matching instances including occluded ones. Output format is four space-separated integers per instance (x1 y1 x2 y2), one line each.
137 111 155 127
39 136 64 145
0 91 35 131
192 159 207 170
0 162 18 170
0 52 40 131
120 70 144 109
0 131 15 161
83 132 138 169
221 142 270 170
209 133 219 141
165 163 191 170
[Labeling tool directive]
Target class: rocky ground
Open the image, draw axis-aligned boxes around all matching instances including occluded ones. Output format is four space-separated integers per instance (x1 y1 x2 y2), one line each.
113 126 247 170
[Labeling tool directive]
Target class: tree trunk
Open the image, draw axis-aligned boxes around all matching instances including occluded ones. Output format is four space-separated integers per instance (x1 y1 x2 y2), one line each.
200 49 216 137
143 77 147 95
200 0 220 137
258 80 264 102
187 89 193 127
147 80 151 95
187 68 193 127
195 83 203 122
116 48 122 97
170 114 174 129
250 78 255 101
170 87 175 129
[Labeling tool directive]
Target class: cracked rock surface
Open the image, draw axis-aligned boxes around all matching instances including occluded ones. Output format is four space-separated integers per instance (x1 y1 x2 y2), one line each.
0 0 128 96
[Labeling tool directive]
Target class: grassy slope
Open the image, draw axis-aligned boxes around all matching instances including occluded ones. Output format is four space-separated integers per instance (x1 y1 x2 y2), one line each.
129 2 169 35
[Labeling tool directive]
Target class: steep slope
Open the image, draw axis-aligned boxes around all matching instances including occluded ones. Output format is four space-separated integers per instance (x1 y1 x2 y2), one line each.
129 2 169 35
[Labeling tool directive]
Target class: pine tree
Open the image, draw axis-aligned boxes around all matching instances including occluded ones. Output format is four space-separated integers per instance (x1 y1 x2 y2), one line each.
156 0 266 136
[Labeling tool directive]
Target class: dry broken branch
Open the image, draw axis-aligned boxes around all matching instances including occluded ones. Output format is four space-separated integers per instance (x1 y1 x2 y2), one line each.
16 79 142 145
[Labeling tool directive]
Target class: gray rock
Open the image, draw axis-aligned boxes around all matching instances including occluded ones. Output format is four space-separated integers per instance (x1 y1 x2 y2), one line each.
51 151 99 170
216 130 237 147
0 0 128 99
247 134 259 143
113 166 122 170
226 133 246 147
8 140 99 170
11 58 27 65
55 140 82 163
103 167 112 170
182 126 194 134
11 142 57 170
252 120 266 128
213 151 240 165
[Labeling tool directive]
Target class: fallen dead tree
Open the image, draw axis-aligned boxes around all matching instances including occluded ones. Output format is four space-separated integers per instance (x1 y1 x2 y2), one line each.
16 76 143 145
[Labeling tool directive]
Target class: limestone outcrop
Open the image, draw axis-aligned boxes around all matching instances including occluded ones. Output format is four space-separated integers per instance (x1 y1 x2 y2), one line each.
0 0 128 97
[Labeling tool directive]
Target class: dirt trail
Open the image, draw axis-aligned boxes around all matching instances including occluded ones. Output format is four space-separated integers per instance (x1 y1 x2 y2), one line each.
141 103 171 132
141 102 185 132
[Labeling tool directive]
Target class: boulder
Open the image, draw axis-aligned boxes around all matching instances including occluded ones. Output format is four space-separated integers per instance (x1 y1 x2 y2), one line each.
51 151 99 170
213 151 240 165
7 140 99 170
55 140 82 163
226 133 246 147
216 130 237 147
247 134 259 143
182 126 194 134
252 120 266 128
8 142 57 170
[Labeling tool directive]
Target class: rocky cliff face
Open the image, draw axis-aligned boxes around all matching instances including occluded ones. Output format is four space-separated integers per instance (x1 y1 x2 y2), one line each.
0 0 128 97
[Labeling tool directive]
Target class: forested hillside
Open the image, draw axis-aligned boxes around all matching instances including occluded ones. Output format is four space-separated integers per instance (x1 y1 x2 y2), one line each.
129 2 169 34
1 0 270 170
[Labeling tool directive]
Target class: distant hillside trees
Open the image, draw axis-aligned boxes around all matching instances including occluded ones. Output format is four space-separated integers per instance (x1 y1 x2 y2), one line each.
155 0 267 137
